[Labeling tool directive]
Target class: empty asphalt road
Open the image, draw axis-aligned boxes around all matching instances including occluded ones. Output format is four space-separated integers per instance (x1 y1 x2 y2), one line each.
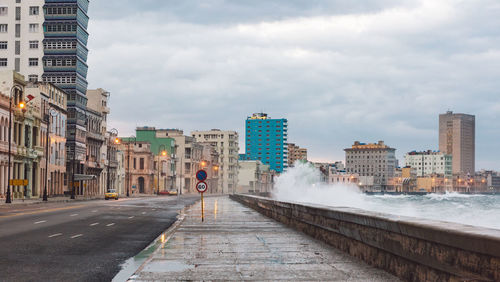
0 195 199 282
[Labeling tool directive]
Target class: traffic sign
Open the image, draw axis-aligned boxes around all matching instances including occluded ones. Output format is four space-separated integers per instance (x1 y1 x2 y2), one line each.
196 181 208 193
196 170 207 181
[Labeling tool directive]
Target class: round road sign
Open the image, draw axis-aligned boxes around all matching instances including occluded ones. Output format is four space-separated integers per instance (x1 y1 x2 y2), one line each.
196 170 208 181
196 181 208 193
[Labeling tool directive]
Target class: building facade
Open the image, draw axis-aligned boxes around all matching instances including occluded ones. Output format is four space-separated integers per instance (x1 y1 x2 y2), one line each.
245 113 288 173
439 111 475 175
0 0 45 82
26 81 67 197
404 150 452 177
0 70 43 199
237 160 273 194
345 141 397 191
191 129 239 194
287 143 307 167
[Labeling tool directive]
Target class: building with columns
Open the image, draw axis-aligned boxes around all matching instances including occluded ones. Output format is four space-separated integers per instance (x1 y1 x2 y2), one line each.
26 81 67 197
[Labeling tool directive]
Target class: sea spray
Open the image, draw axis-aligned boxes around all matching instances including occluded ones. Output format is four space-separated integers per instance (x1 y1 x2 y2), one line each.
271 163 500 230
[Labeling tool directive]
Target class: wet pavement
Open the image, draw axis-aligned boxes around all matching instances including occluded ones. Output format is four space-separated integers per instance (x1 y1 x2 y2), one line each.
130 196 398 281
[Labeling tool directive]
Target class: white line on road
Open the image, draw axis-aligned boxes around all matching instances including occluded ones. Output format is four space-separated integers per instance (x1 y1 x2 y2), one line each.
71 234 83 239
92 210 98 213
90 223 99 226
128 216 134 219
142 212 146 214
34 220 47 224
70 214 78 217
106 223 115 227
48 233 62 238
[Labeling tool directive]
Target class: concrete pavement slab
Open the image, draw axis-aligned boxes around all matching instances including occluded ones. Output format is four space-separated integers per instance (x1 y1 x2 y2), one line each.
131 196 399 281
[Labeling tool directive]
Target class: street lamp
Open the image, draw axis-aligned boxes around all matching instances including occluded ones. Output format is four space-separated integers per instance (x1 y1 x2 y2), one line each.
6 85 24 204
126 136 136 197
157 145 167 195
43 105 58 202
107 128 119 193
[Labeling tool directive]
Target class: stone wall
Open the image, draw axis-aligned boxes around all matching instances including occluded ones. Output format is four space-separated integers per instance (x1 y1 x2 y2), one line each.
230 194 500 281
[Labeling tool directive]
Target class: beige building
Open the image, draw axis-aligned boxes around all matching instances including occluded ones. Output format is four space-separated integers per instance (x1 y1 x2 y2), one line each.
120 141 155 194
345 141 397 191
0 1 45 82
0 70 43 199
26 82 67 197
404 150 452 177
191 129 239 194
156 129 202 194
439 111 475 175
287 143 307 167
237 160 272 194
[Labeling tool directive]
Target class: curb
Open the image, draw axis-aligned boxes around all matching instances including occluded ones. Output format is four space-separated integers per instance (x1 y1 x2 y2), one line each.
113 201 196 282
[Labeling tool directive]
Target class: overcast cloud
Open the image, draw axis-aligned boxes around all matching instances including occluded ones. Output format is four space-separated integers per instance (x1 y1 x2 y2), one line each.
86 0 500 169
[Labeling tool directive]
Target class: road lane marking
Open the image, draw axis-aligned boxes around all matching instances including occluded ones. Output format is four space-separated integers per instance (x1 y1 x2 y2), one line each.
0 205 86 219
70 214 78 217
128 216 134 219
106 223 115 227
48 233 62 238
71 234 83 239
90 223 99 226
92 210 98 213
34 220 47 224
142 212 146 214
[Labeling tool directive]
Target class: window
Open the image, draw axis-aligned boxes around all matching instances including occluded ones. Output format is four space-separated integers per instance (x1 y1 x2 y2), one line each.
0 58 7 67
16 7 21 20
28 75 38 82
139 158 144 169
0 42 6 49
29 24 39 33
29 58 38 66
0 7 7 16
29 6 39 15
0 24 7 33
29 40 38 49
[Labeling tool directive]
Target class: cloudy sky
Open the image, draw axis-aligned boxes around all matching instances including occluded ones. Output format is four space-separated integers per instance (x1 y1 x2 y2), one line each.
86 0 500 170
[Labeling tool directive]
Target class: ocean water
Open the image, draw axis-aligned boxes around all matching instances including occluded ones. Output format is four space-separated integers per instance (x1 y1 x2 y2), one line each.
272 163 500 230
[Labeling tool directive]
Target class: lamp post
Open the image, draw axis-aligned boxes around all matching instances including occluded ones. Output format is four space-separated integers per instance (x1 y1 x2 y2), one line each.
157 145 167 195
107 128 119 193
6 85 24 204
43 105 58 202
126 136 136 197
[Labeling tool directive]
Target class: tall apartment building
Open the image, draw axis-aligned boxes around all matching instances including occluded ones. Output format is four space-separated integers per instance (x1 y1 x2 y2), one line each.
344 141 397 191
0 1 45 82
439 111 475 175
0 0 91 187
191 129 239 193
245 113 288 173
287 143 307 167
404 150 452 177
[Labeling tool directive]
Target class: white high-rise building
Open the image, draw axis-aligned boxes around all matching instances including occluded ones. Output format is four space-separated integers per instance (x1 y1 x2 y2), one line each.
0 1 45 82
404 151 452 177
191 129 239 194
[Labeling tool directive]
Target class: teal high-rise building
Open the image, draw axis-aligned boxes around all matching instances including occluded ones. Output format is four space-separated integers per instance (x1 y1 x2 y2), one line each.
245 113 288 173
42 0 90 171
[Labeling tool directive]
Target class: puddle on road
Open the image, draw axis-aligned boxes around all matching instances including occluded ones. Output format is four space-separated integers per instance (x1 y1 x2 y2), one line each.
112 234 164 282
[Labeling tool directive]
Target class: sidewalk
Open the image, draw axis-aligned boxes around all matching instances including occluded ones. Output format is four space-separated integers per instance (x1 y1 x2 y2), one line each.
130 196 398 281
0 193 154 206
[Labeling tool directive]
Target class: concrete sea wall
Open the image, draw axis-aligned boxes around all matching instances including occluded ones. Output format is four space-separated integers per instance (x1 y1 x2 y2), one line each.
230 194 500 281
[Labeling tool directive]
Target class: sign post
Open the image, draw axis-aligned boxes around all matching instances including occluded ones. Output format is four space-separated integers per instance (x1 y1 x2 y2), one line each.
196 170 208 222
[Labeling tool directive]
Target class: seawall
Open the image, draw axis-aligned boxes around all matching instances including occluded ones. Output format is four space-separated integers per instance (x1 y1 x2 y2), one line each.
230 194 500 281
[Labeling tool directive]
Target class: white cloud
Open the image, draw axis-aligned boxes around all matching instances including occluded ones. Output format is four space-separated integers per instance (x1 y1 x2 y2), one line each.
86 0 500 169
